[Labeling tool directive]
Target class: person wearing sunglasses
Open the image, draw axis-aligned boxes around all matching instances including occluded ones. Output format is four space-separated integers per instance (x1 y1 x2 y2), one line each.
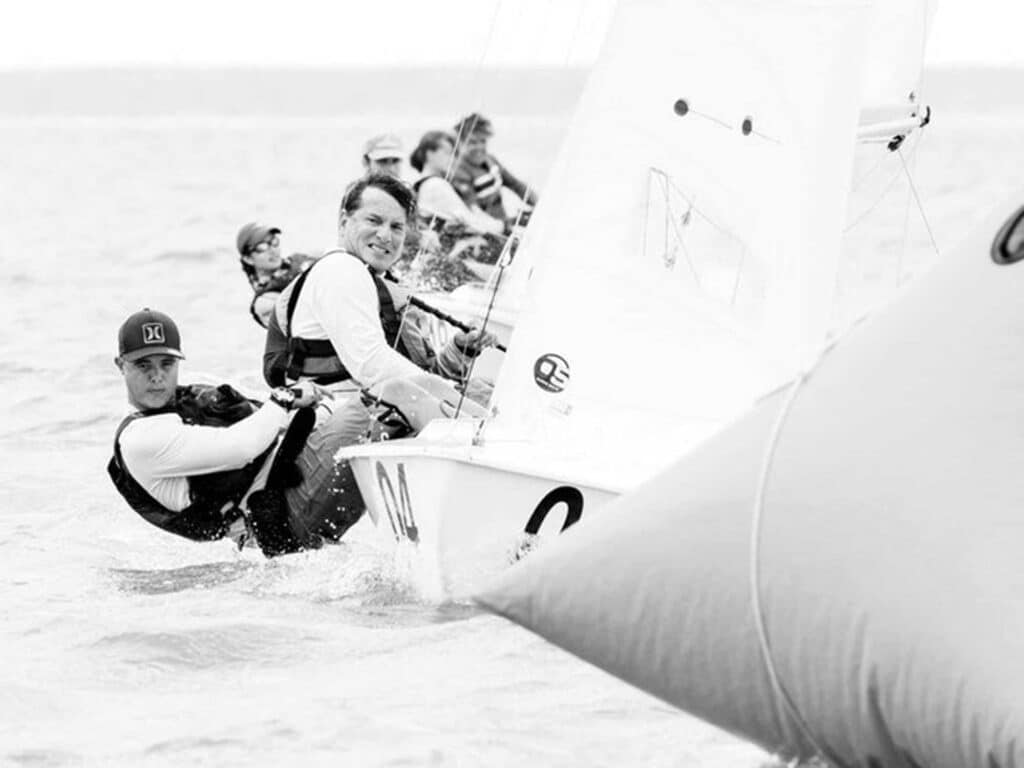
236 222 316 328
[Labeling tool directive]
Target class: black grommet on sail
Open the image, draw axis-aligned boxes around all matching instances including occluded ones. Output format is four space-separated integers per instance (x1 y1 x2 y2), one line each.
673 99 689 116
991 205 1024 265
741 117 753 136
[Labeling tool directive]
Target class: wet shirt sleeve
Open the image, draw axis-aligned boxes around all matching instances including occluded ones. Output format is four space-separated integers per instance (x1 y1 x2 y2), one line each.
120 404 287 479
418 177 504 235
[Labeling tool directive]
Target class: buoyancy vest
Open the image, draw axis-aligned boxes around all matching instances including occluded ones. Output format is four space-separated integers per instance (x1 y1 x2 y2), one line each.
453 157 507 220
263 251 411 387
107 384 275 542
248 255 314 328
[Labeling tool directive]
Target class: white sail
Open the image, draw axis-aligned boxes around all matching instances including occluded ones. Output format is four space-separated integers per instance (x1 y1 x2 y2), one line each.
858 0 935 130
478 0 872 487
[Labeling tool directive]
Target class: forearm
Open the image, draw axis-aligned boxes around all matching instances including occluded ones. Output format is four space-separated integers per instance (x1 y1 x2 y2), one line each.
147 405 287 477
500 167 537 205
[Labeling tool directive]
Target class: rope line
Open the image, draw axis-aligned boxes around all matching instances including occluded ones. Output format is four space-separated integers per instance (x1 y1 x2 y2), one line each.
748 361 829 761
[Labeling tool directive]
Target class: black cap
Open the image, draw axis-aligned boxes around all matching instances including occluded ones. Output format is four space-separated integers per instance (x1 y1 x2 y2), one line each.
117 308 185 362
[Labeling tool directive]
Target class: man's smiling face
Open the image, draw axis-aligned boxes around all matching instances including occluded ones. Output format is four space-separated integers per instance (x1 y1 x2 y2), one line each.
339 186 409 273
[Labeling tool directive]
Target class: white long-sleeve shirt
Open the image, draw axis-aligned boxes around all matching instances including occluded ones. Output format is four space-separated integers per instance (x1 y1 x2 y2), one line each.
119 402 287 512
285 251 425 389
416 176 505 235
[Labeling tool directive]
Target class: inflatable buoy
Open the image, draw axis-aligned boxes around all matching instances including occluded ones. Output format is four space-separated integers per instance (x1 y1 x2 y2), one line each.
478 197 1024 768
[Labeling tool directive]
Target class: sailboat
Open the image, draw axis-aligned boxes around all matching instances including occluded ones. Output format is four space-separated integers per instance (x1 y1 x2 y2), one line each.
338 0 934 597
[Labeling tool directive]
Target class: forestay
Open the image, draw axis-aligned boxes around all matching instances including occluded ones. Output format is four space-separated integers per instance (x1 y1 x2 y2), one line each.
478 0 872 487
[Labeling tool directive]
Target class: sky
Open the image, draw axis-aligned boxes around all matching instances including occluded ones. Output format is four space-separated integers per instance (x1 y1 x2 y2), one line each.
2 0 1022 70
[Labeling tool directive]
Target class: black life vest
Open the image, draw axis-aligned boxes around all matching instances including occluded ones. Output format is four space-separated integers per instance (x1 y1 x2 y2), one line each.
107 384 275 542
263 251 410 387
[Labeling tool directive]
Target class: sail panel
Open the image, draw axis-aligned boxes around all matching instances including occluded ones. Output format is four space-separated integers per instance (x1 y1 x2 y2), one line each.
485 0 871 484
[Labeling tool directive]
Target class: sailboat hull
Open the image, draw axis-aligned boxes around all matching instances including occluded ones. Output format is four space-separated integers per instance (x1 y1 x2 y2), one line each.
342 428 618 597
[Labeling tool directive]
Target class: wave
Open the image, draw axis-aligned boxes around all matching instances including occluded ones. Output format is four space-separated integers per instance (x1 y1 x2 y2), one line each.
90 623 310 671
109 560 260 595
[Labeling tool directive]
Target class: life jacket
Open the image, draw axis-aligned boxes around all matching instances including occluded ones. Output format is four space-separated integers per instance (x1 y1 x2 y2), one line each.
472 162 503 203
263 250 411 387
107 384 275 542
454 157 507 220
248 255 313 328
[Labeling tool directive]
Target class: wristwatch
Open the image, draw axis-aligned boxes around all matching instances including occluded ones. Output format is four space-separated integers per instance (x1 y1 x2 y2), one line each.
269 387 298 411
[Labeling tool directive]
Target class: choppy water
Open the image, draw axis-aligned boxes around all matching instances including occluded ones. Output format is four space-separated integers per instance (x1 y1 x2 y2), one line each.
1 92 1022 766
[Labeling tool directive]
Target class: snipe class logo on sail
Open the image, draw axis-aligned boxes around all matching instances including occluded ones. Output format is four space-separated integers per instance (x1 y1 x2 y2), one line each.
534 354 569 393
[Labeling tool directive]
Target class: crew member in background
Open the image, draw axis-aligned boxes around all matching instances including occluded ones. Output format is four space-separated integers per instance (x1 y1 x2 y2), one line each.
450 113 538 225
262 174 494 441
236 222 315 328
359 134 440 268
391 130 505 291
108 308 364 557
361 134 405 179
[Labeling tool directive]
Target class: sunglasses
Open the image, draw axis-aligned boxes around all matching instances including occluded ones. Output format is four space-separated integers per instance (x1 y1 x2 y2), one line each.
249 234 280 254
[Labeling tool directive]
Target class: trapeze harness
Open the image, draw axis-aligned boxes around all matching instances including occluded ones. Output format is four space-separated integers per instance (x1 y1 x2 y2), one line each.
263 250 411 387
107 384 274 542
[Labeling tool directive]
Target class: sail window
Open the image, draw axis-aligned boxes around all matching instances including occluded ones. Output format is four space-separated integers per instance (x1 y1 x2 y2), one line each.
991 205 1024 265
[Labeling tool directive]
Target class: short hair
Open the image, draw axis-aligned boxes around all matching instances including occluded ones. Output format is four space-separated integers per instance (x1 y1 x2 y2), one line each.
453 113 493 145
338 174 417 228
409 130 455 172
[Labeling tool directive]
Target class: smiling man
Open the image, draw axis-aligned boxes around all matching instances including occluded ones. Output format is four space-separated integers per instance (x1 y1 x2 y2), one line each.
264 174 495 393
109 308 366 556
260 174 495 447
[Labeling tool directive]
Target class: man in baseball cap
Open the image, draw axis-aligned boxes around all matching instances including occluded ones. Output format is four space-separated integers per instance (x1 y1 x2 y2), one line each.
361 133 404 178
109 308 365 557
116 308 185 365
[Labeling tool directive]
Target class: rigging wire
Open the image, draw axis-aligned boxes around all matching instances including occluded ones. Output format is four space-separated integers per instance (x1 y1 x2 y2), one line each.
842 131 924 234
897 145 940 258
392 0 505 355
452 243 515 420
432 0 590 426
